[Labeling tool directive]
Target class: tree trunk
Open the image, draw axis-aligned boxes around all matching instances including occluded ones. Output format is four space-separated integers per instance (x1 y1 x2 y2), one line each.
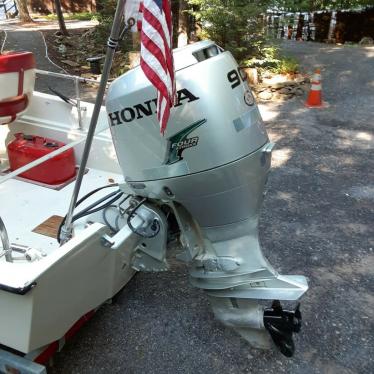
171 0 180 48
177 0 189 47
54 0 69 36
14 0 32 23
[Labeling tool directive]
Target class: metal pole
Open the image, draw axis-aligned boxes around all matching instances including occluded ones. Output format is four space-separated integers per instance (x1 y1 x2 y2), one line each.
74 76 83 130
36 69 101 85
59 0 127 244
0 216 12 262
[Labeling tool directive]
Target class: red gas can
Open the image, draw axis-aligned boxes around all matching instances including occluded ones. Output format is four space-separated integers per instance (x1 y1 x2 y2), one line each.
7 133 76 185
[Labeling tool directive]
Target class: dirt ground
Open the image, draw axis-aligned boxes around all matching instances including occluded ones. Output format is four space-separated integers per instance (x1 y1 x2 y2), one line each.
1 20 373 372
48 42 374 373
0 19 100 101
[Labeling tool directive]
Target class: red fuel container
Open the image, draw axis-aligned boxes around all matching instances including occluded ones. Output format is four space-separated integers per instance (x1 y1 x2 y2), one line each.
7 133 76 185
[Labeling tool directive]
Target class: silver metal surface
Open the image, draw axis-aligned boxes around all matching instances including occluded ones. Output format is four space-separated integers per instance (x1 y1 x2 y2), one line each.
0 216 12 262
74 76 83 130
35 69 100 85
210 297 265 329
170 202 204 263
118 144 271 227
106 41 268 181
10 243 28 253
209 297 273 349
262 142 276 153
130 203 169 272
0 349 47 374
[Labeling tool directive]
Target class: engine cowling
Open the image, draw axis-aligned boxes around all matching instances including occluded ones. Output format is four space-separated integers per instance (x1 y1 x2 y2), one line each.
106 40 268 183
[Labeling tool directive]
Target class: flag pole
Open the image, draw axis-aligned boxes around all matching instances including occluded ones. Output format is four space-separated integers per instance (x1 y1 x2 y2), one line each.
60 0 127 244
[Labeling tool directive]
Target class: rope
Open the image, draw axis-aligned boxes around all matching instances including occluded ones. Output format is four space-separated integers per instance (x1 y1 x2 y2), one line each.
39 31 68 74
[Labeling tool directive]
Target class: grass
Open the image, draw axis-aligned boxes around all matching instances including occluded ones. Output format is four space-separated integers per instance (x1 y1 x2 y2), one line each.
242 43 299 75
41 12 98 22
272 56 299 74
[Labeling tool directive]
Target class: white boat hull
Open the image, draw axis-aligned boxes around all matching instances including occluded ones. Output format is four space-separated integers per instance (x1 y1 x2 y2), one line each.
0 223 137 353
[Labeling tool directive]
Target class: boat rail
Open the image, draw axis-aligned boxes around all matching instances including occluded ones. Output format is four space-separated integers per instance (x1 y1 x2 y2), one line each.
0 216 11 262
36 69 102 131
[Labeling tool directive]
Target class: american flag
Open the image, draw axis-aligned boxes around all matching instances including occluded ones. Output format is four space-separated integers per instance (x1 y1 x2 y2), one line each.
125 0 175 134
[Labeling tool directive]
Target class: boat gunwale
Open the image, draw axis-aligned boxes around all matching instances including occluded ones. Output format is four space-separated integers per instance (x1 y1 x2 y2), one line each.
0 281 36 295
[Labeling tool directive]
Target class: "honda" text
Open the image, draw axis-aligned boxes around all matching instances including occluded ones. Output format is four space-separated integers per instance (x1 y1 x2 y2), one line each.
108 89 199 127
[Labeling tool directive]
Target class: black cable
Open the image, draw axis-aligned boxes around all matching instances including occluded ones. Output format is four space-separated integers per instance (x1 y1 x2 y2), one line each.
58 191 123 243
57 184 120 243
75 184 118 207
77 194 123 219
72 190 122 220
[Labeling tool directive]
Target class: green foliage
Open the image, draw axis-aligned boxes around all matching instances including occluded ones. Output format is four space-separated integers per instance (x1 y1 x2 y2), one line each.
273 56 299 74
96 0 117 16
186 0 303 73
43 12 98 21
92 1 117 45
92 14 113 41
188 0 271 60
271 0 373 12
242 43 299 74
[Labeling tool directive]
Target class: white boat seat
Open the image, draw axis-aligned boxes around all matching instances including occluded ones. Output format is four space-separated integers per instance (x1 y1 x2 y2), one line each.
0 51 35 125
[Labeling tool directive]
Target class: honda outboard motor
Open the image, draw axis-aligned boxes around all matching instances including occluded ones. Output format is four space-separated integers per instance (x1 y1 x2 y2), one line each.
106 40 308 356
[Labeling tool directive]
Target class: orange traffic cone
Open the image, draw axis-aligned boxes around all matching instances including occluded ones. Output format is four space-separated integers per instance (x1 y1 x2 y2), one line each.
305 69 324 108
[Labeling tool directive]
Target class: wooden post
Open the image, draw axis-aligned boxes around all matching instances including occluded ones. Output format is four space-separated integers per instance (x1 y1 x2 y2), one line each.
178 0 189 47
